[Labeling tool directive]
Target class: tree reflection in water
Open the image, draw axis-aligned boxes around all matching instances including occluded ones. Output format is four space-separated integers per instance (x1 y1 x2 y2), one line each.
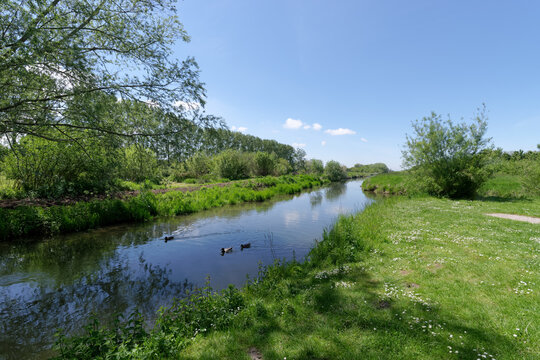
0 254 193 358
325 182 347 200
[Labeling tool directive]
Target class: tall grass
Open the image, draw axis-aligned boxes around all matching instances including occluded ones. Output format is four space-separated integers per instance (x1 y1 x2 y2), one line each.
0 175 324 241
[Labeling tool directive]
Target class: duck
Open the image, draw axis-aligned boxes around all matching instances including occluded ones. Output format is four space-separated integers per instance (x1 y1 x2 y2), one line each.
164 236 174 242
240 243 251 250
221 247 233 254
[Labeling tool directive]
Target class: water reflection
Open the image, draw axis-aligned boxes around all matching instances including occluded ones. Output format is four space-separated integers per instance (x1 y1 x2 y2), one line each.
309 191 323 207
0 180 372 359
324 182 347 200
0 255 193 358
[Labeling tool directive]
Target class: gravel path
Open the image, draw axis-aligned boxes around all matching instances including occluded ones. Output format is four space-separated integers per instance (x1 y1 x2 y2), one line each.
485 213 540 224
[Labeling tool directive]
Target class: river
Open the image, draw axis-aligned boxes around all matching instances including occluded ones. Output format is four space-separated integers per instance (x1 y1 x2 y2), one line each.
0 180 374 359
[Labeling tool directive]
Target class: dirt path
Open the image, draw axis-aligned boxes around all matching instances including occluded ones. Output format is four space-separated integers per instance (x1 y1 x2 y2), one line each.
485 213 540 224
0 182 233 209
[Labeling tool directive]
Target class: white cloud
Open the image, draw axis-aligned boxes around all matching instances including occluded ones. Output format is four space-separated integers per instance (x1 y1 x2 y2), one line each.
325 128 356 136
292 142 306 148
321 140 327 146
313 123 322 131
173 101 201 110
283 118 304 129
303 124 311 129
360 137 368 142
231 126 248 133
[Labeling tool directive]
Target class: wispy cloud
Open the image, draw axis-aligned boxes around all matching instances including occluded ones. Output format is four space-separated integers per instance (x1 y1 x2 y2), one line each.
283 118 303 129
303 124 311 129
321 140 327 146
312 123 322 131
325 128 356 136
360 137 368 142
231 126 248 133
292 142 306 148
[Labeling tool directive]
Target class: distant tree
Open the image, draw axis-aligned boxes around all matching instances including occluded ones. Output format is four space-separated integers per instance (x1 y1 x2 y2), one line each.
402 106 492 198
254 152 277 176
214 150 250 180
306 159 324 175
184 152 213 179
292 148 307 173
325 161 347 181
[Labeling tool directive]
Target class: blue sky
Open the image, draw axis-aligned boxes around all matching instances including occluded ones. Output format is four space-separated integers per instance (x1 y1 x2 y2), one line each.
175 0 540 170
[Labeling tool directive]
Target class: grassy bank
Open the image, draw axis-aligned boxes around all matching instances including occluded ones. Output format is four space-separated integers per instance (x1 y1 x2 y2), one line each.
361 172 411 194
362 171 532 199
0 175 324 241
56 195 540 359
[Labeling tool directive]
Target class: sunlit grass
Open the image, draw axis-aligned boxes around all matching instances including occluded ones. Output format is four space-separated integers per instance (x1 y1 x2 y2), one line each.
56 195 540 359
177 197 539 360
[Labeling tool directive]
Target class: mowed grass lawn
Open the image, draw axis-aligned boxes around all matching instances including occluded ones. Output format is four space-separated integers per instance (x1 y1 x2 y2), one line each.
178 196 539 360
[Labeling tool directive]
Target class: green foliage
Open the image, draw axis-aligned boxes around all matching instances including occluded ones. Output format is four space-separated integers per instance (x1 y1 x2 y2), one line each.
348 163 390 177
120 145 160 183
305 159 324 175
522 159 540 196
0 0 207 141
55 285 244 359
362 172 414 195
0 175 323 241
254 152 277 176
213 149 251 180
184 152 214 178
324 160 347 182
2 135 120 198
402 107 492 198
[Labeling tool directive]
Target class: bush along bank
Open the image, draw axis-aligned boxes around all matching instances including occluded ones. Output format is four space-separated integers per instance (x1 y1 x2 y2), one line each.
55 195 540 359
0 175 325 241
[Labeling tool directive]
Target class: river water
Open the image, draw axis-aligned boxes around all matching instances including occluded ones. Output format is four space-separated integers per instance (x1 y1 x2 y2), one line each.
0 180 374 359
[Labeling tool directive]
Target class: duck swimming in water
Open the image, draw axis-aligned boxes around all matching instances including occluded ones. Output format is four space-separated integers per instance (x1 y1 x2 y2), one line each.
221 247 233 254
164 236 174 242
240 243 251 250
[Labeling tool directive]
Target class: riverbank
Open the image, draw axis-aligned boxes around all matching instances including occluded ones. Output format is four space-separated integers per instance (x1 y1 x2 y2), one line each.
56 195 540 359
0 175 325 241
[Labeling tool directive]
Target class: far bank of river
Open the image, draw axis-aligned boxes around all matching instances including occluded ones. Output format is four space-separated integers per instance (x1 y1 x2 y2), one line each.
0 180 376 359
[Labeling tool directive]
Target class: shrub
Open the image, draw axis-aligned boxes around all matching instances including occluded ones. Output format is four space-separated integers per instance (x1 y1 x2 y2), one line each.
3 135 120 198
306 159 324 175
214 150 250 180
402 107 492 198
254 152 277 176
325 161 347 181
120 144 160 183
184 152 213 178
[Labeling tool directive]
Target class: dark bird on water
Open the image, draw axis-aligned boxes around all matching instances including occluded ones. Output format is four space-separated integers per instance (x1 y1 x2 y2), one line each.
240 243 251 250
164 236 174 242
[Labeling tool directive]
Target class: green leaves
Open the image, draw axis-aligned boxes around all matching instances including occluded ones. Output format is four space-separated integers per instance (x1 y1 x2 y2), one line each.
402 106 492 198
0 0 207 141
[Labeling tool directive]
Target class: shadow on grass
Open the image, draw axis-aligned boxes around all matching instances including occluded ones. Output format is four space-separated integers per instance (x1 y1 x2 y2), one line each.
475 195 532 203
188 264 521 360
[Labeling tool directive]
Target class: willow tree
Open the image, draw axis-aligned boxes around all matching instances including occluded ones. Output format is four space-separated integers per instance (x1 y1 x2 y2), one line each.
0 0 211 144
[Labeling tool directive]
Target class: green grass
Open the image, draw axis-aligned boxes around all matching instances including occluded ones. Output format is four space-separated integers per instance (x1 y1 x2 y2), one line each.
363 171 534 199
0 175 325 241
56 196 540 359
362 171 411 194
477 175 525 199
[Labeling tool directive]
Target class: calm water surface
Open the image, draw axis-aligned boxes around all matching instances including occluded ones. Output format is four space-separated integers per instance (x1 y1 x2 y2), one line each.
0 180 374 359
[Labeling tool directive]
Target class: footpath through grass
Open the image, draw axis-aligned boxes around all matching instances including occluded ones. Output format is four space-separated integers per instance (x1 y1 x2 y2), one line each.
57 195 540 359
0 175 324 241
